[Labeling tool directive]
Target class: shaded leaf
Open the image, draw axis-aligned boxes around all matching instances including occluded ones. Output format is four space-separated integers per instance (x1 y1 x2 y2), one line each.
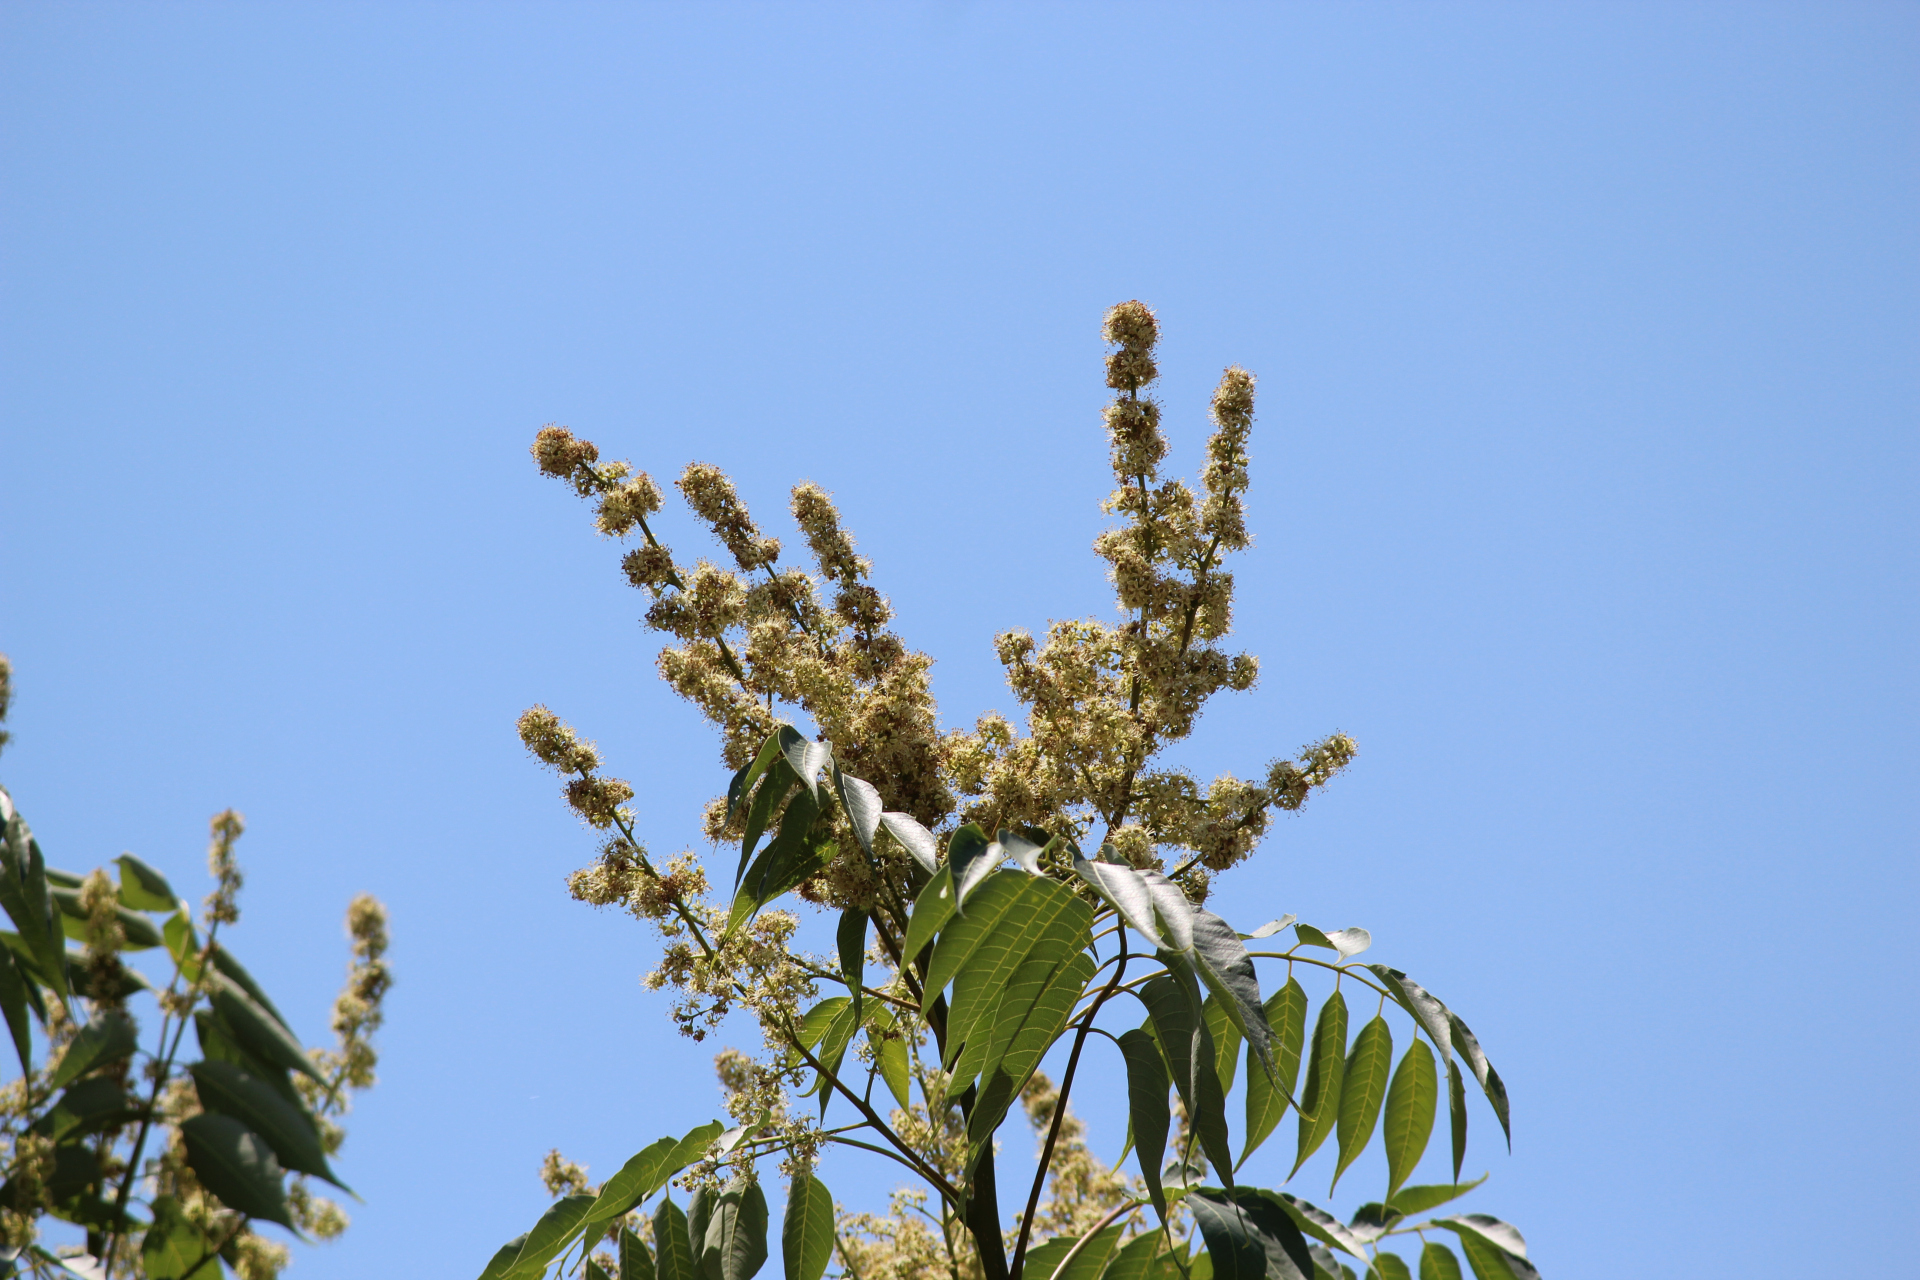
190 1061 345 1190
501 1192 598 1280
1448 1058 1468 1184
965 944 1096 1160
738 760 800 887
996 828 1048 876
1447 1227 1539 1280
114 853 178 913
1139 973 1232 1184
836 908 867 1026
1266 1192 1371 1261
210 972 321 1081
1190 1188 1314 1280
179 1113 294 1228
1 812 68 1003
1383 1039 1438 1199
1187 909 1272 1081
1446 1016 1511 1148
653 1197 699 1280
141 1195 207 1280
1019 1224 1122 1280
877 812 938 876
867 1008 912 1110
30 1077 138 1144
0 943 32 1076
1118 1028 1171 1222
51 889 163 950
1241 977 1307 1169
194 1009 301 1107
1387 1175 1487 1218
209 943 295 1033
47 1010 137 1092
1419 1243 1465 1280
622 1227 657 1280
781 1173 833 1280
726 732 789 821
900 864 953 964
1291 991 1348 1178
1366 967 1453 1064
1346 1203 1404 1245
583 1120 726 1235
478 1236 531 1280
1293 924 1338 951
702 1178 769 1280
1099 1231 1172 1280
1071 858 1167 951
1202 993 1242 1096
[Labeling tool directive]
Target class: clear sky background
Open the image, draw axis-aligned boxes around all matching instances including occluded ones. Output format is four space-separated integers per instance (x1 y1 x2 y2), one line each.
2 3 1914 1277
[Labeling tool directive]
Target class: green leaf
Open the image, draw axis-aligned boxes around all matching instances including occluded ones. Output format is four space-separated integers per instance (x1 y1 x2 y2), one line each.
583 1121 726 1235
687 1187 714 1277
1203 993 1242 1096
1382 1039 1438 1199
797 997 849 1051
930 873 1078 1039
1 811 68 1003
477 1234 530 1280
1241 976 1307 1168
739 760 799 887
1332 1015 1392 1193
501 1192 598 1280
866 1007 912 1110
621 1226 657 1280
836 908 867 1026
781 734 833 804
946 824 1001 909
701 1178 768 1280
114 853 178 912
730 786 830 930
1446 1226 1539 1280
1139 973 1232 1185
831 768 883 858
1292 924 1338 951
1419 1242 1465 1280
1446 1016 1511 1149
163 911 201 983
1365 967 1453 1064
210 972 322 1081
1118 1028 1171 1223
728 732 790 821
1019 1224 1122 1280
1448 1058 1468 1183
194 1009 302 1107
808 1001 860 1115
179 1112 294 1228
0 942 33 1076
190 1061 345 1190
1070 857 1172 950
30 1076 138 1144
995 828 1050 877
47 1009 137 1092
50 888 164 950
1099 1231 1172 1280
964 943 1096 1162
781 1173 834 1280
1374 1254 1414 1280
1265 1192 1371 1262
900 864 954 963
654 1197 700 1280
1189 1188 1314 1280
141 1194 209 1280
1346 1203 1403 1244
1432 1216 1527 1262
877 811 938 876
588 1261 614 1280
1290 990 1348 1178
1387 1175 1487 1218
1185 906 1272 1082
210 943 295 1033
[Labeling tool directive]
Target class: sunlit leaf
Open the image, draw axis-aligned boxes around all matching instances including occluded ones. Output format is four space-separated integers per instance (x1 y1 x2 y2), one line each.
878 812 938 876
1331 1015 1392 1193
652 1197 699 1280
1374 1253 1414 1280
782 1172 833 1280
1419 1242 1464 1280
1241 977 1307 1168
831 768 883 858
1446 1015 1511 1148
947 824 1002 909
620 1226 656 1280
1383 1039 1438 1199
113 853 178 913
1366 967 1453 1064
1291 991 1347 1178
1246 916 1296 939
1265 1191 1370 1261
1387 1175 1487 1218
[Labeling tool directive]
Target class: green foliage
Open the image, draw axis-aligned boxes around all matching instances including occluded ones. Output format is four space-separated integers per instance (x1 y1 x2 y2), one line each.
0 662 391 1279
499 304 1541 1280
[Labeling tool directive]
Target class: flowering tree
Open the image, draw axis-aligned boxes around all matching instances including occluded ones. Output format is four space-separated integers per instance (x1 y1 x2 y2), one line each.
489 304 1539 1280
0 658 391 1279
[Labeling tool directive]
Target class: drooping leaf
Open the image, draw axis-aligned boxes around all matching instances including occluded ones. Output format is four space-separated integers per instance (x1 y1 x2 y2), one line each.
501 1191 599 1280
1373 1253 1414 1280
1419 1242 1465 1280
730 788 832 930
210 972 321 1081
727 732 789 821
964 945 1096 1161
1291 990 1348 1178
946 824 1001 910
1186 909 1271 1080
1383 1040 1438 1199
1265 1191 1371 1262
1189 1188 1314 1280
1322 929 1371 958
1448 1058 1468 1183
1202 993 1242 1096
1305 1243 1353 1280
113 853 178 912
780 733 832 804
1432 1216 1527 1261
179 1113 294 1228
739 760 800 887
1346 1202 1404 1244
1366 967 1453 1064
836 908 867 1026
996 828 1050 876
653 1197 699 1280
877 811 938 876
781 1173 834 1280
1387 1175 1488 1217
207 942 294 1032
141 1194 208 1280
1447 1227 1539 1280
30 1076 138 1144
1139 973 1233 1184
194 1009 301 1107
1118 1027 1171 1221
702 1178 769 1280
831 768 883 858
1241 976 1307 1168
0 943 33 1076
1 811 68 1003
621 1227 657 1280
1331 1015 1392 1193
686 1188 713 1277
1446 1015 1511 1148
588 1261 613 1280
47 1009 137 1092
1070 857 1167 951
900 863 953 963
190 1061 345 1189
1018 1223 1122 1280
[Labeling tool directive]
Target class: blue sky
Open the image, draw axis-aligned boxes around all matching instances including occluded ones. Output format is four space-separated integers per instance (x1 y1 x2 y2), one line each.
1 3 1914 1277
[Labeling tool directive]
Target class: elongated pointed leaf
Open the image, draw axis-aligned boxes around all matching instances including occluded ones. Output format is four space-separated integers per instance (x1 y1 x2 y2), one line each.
1420 1242 1465 1280
194 1010 301 1107
583 1120 726 1232
51 888 165 949
1447 1227 1539 1280
1190 1188 1314 1280
832 768 883 858
1369 1254 1412 1280
141 1194 208 1280
1071 858 1167 950
1366 967 1452 1064
796 998 848 1051
504 1191 600 1279
702 1179 769 1280
653 1197 699 1280
190 1061 345 1190
1433 1216 1526 1260
1266 1192 1370 1262
1247 916 1297 939
210 974 322 1081
730 827 834 932
1139 972 1232 1185
621 1227 657 1280
1203 994 1242 1095
209 944 294 1033
48 1009 137 1092
1448 1058 1468 1182
1348 1202 1405 1245
866 1006 912 1110
1293 924 1338 951
836 908 867 1026
877 812 938 876
1019 1224 1122 1280
1242 977 1307 1168
727 733 788 820
1446 1015 1511 1148
1133 869 1196 952
965 946 1096 1157
900 864 953 963
2 813 67 1003
782 1173 834 1280
1332 1015 1392 1193
1188 909 1271 1080
686 1188 713 1275
928 873 1072 1024
180 1113 294 1228
1100 1232 1171 1280
947 824 1000 909
737 759 798 889
478 1235 531 1280
1118 1028 1171 1222
1291 990 1347 1177
781 734 832 803
1323 929 1371 958
1383 1040 1438 1199
1387 1175 1487 1217
113 853 178 912
0 943 32 1076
